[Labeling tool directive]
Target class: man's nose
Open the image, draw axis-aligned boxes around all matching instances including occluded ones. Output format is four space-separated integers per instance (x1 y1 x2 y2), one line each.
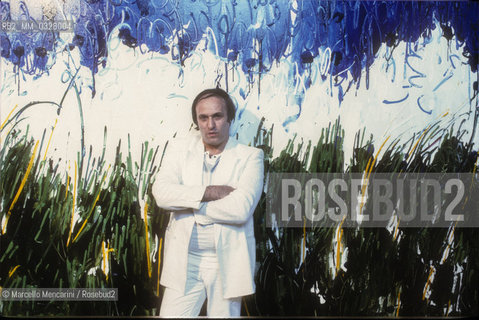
207 118 215 129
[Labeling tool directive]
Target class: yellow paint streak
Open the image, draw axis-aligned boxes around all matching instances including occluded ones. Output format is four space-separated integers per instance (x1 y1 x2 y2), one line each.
360 156 373 197
102 241 107 280
72 166 110 243
422 266 434 300
364 156 372 176
43 119 58 161
101 240 114 281
102 241 106 274
450 221 457 241
243 297 250 317
393 218 401 241
144 202 152 278
335 216 346 273
446 300 451 316
367 135 391 182
157 237 163 296
441 222 457 264
66 161 77 248
107 247 114 281
396 292 401 317
407 125 431 159
2 141 39 235
336 229 344 273
8 265 20 278
0 104 18 131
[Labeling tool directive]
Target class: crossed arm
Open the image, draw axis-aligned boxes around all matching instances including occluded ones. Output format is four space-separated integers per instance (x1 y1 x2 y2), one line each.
151 142 264 225
201 185 235 202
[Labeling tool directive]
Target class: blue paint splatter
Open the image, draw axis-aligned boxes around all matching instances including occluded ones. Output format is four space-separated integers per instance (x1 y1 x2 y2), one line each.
383 94 409 105
0 0 477 91
417 95 433 115
433 71 453 92
282 93 304 132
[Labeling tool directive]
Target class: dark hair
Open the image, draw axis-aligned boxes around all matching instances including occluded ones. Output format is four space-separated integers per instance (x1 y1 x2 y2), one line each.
191 88 236 129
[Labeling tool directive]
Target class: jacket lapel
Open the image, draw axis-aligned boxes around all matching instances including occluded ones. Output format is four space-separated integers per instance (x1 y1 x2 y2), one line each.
182 134 204 186
212 138 239 185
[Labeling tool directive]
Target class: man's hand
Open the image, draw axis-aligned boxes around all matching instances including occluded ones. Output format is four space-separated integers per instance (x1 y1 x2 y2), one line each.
202 185 235 202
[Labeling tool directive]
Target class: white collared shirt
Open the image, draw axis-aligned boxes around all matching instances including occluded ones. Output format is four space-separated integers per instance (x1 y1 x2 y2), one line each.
188 151 221 255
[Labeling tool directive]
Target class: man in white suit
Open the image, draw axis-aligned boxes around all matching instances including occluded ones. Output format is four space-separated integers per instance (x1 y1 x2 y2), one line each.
152 88 264 317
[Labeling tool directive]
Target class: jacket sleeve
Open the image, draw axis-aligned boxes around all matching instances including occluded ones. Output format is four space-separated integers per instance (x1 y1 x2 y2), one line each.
151 140 206 211
197 148 264 224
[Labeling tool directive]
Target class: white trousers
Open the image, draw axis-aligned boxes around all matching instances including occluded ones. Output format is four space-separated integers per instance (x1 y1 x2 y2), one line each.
159 251 242 317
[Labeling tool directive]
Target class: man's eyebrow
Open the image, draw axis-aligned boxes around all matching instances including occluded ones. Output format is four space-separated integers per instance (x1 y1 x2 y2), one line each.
198 112 224 117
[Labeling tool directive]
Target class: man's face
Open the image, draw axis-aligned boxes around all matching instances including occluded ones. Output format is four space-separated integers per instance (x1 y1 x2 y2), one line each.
196 96 231 154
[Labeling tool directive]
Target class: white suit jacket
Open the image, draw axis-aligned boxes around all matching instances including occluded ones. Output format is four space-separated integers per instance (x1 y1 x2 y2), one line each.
152 132 264 298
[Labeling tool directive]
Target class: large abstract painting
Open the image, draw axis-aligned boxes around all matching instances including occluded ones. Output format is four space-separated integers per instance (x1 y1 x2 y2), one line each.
1 0 478 317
